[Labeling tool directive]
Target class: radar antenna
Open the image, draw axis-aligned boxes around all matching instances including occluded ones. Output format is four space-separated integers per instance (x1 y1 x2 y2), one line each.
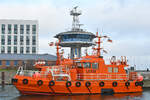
70 6 82 31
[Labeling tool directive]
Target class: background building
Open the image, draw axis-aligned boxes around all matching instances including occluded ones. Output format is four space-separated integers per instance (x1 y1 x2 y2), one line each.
0 19 38 54
0 53 56 69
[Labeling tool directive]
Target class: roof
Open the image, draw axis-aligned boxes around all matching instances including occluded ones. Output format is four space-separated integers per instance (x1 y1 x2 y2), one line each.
0 54 57 61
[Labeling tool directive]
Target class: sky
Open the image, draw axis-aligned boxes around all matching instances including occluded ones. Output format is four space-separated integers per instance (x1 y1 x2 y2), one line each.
0 0 150 69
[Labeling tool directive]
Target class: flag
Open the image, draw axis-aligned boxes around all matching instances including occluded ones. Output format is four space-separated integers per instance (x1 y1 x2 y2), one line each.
107 39 112 43
103 50 108 54
49 42 54 46
103 36 107 38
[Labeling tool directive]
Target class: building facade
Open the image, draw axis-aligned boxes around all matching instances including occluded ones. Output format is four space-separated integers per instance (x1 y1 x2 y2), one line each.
0 54 57 69
0 19 38 54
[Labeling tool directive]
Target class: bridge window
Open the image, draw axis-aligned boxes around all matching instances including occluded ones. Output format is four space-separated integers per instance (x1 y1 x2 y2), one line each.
114 67 118 73
77 63 82 68
108 67 112 73
83 62 91 68
92 63 98 69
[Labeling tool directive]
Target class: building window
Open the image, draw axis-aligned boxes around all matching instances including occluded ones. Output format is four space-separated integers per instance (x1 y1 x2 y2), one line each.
20 47 24 53
1 24 5 34
32 25 36 34
14 24 18 34
6 61 10 66
32 47 36 53
1 35 5 45
1 46 5 53
32 36 36 45
14 61 18 66
108 67 112 73
8 46 11 53
8 24 11 34
26 36 30 45
114 67 118 73
20 25 24 34
7 36 11 45
26 25 30 34
26 47 30 53
92 63 98 69
14 36 17 45
20 36 24 45
14 46 17 53
83 62 91 68
0 61 2 65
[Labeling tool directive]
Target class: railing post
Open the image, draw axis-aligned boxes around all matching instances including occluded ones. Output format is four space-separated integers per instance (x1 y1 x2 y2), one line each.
1 72 5 86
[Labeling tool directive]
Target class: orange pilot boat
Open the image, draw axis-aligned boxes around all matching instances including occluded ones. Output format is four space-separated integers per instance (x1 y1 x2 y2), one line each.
12 7 143 95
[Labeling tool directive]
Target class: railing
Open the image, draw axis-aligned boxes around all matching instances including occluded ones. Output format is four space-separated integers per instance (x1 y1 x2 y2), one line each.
77 73 138 80
16 66 71 81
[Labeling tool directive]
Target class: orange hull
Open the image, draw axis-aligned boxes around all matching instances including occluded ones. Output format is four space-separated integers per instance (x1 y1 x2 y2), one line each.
12 76 142 95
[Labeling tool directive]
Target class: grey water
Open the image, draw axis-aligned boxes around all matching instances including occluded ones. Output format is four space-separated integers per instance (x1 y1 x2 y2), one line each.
0 85 150 100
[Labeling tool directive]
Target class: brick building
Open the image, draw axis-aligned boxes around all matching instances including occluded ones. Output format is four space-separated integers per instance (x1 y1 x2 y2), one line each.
0 53 57 69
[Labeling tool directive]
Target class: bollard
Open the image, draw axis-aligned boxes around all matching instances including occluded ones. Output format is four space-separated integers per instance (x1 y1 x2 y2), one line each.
2 72 5 86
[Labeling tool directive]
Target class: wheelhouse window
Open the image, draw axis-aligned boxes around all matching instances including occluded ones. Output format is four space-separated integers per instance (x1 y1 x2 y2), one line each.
114 67 118 73
83 62 91 68
0 61 2 65
108 67 112 73
77 62 82 68
92 63 98 69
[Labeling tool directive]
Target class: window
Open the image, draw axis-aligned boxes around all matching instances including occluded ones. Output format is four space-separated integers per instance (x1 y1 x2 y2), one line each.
92 63 98 69
14 61 18 66
14 46 17 53
14 24 18 34
26 47 30 53
1 35 5 45
7 36 11 45
20 47 24 53
26 25 30 34
6 61 10 66
0 61 2 65
1 46 5 53
1 24 5 34
32 25 36 34
14 36 17 45
83 62 91 68
8 24 11 34
32 47 36 53
114 67 118 73
77 62 82 68
8 46 11 53
20 25 24 34
26 36 30 45
20 36 23 45
32 36 36 45
108 67 112 73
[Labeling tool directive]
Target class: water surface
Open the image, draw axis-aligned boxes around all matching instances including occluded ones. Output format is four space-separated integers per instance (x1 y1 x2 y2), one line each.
0 85 149 100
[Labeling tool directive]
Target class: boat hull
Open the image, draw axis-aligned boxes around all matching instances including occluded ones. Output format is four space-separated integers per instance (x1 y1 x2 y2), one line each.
12 77 143 95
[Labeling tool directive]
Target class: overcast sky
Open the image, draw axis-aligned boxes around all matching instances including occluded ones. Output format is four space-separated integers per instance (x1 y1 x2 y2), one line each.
0 0 150 69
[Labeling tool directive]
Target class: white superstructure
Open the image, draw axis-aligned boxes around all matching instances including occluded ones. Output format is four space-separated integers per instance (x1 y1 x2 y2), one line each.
0 19 38 54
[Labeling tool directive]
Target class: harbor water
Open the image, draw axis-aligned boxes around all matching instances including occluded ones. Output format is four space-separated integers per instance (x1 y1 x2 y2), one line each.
0 85 150 100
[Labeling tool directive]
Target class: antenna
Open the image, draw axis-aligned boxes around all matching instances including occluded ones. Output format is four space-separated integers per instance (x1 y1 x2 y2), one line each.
70 6 82 31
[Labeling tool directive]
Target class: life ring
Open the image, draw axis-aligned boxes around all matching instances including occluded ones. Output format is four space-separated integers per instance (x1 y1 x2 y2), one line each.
99 81 104 87
49 80 55 86
22 79 28 84
37 80 43 86
112 81 117 87
135 81 139 86
139 81 144 86
125 81 130 87
66 81 72 87
85 81 91 87
76 81 81 87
